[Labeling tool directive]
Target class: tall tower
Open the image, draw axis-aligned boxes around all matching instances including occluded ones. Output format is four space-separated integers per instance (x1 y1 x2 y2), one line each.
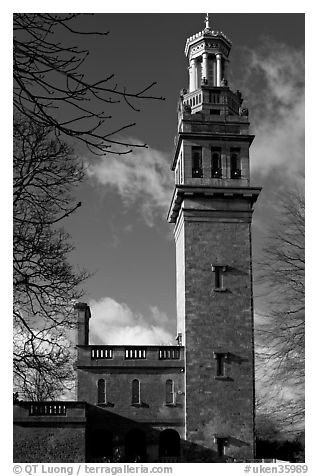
168 15 261 462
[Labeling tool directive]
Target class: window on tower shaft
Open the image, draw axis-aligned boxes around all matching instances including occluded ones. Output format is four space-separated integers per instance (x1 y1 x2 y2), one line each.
213 353 229 378
192 146 203 178
211 147 222 178
230 148 241 179
211 265 227 291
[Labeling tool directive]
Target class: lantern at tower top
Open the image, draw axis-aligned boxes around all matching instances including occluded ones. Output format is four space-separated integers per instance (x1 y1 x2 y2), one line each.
185 14 232 91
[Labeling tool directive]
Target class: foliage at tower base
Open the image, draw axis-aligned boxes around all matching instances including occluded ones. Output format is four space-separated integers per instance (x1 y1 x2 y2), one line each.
255 182 305 434
13 115 87 400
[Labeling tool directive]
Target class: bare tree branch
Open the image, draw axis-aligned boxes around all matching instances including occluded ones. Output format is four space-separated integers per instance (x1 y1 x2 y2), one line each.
13 13 165 155
255 184 305 433
13 115 89 399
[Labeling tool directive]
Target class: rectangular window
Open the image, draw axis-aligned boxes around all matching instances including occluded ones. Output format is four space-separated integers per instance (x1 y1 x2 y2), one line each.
211 265 227 291
213 353 229 378
192 146 203 177
215 354 225 377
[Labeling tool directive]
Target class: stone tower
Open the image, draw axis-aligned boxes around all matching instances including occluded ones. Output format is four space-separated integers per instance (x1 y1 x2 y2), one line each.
168 15 261 462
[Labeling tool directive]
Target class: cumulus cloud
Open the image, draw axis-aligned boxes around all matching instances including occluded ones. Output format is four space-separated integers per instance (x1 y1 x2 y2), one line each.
86 143 173 226
89 296 175 345
238 40 304 177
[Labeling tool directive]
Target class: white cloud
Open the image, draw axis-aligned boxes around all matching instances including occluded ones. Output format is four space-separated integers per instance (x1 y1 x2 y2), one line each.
86 143 173 226
89 296 175 345
239 40 304 177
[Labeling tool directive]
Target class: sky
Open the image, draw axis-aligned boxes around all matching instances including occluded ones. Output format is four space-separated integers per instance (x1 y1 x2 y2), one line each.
50 12 306 346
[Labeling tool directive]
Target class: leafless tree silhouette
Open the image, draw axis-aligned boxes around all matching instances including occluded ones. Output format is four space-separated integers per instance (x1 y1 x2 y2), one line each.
13 115 87 399
13 13 165 398
14 13 164 155
255 185 305 432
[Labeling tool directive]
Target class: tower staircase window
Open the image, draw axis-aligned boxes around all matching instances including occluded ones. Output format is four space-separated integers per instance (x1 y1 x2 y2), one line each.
213 353 229 378
192 146 203 177
211 265 227 291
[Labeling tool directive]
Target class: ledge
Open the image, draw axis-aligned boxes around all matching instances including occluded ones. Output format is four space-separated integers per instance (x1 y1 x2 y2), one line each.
167 185 261 223
97 402 114 408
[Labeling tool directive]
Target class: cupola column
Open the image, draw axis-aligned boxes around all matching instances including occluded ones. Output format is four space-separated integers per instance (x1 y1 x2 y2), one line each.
189 58 196 91
216 53 222 86
202 52 208 84
212 56 217 86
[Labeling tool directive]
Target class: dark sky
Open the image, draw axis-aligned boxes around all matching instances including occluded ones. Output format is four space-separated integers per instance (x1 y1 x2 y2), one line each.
56 13 304 345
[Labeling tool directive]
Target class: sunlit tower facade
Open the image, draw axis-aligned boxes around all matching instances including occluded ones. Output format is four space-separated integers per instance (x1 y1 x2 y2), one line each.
168 14 261 461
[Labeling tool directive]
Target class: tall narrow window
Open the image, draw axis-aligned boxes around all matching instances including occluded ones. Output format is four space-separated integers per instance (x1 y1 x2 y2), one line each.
132 379 140 405
211 148 222 178
192 146 203 177
165 379 175 405
216 355 225 377
230 148 241 178
97 379 106 404
213 353 229 378
211 265 227 291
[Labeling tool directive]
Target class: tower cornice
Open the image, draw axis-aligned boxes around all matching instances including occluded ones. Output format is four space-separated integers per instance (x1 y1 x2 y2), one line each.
167 184 261 223
185 29 232 58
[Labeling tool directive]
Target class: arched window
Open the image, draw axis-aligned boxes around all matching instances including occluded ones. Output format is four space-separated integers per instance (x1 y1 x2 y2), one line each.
192 146 203 177
165 379 175 405
132 379 140 405
230 148 241 178
211 148 222 178
97 379 106 404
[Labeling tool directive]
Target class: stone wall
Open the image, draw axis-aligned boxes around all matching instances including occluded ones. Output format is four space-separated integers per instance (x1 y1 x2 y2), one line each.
13 402 87 463
176 195 256 461
13 425 86 463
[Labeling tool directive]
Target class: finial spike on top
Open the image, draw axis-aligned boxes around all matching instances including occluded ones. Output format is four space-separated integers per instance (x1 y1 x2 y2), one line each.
205 13 211 29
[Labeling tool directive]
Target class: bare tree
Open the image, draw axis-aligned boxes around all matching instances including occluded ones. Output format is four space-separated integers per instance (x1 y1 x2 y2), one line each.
13 115 87 399
14 13 164 155
13 14 166 398
255 185 305 432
